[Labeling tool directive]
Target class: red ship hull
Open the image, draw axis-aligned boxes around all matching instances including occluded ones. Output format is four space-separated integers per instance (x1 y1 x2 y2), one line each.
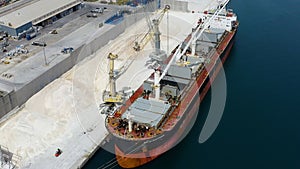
113 27 238 168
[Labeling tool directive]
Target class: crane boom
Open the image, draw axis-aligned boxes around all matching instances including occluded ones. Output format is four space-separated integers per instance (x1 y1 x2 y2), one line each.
158 0 230 82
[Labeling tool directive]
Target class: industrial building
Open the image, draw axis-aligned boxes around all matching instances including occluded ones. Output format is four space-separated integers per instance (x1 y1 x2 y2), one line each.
0 0 82 37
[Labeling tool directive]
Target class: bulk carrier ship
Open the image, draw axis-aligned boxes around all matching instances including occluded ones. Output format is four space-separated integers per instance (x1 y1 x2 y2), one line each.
100 1 238 168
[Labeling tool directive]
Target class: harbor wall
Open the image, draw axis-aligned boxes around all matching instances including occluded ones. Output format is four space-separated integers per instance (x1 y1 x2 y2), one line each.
0 91 14 118
0 2 156 119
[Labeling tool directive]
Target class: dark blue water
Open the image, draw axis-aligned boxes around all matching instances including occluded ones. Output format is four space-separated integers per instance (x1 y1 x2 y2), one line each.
84 0 300 168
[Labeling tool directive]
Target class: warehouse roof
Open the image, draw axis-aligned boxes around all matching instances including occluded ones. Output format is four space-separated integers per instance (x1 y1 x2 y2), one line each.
0 0 81 29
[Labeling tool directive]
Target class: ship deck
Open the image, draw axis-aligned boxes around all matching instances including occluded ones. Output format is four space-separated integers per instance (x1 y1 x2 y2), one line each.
107 29 237 140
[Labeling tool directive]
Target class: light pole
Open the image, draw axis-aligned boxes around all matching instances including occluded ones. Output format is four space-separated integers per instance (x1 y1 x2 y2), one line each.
41 36 48 66
43 45 48 66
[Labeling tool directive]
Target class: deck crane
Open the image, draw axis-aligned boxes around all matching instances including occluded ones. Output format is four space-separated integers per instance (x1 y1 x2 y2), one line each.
158 0 231 83
133 5 170 51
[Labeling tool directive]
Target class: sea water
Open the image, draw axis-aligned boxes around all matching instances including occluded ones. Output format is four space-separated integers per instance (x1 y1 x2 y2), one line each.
83 0 300 168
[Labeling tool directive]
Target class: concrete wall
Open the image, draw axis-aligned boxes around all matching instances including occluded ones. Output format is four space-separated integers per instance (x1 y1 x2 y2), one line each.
0 92 12 118
0 2 157 119
161 0 188 12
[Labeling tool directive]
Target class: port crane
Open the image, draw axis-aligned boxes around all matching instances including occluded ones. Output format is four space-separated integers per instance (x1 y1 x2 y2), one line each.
133 5 170 51
100 5 170 114
158 0 231 83
102 53 123 103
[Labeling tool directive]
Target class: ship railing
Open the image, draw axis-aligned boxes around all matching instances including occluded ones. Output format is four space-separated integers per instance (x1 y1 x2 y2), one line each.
215 31 229 50
157 105 176 129
111 118 165 140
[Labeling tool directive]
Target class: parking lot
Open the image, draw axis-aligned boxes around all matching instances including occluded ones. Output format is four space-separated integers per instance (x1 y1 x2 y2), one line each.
0 2 121 72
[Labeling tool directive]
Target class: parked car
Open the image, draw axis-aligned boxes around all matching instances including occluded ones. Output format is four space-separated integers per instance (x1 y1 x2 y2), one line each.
86 13 97 18
91 7 103 13
49 29 58 34
32 41 46 47
61 47 74 54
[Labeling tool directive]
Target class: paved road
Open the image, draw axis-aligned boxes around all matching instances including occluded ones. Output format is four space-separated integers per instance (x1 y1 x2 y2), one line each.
0 3 122 89
0 78 23 87
0 3 119 68
0 0 39 16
